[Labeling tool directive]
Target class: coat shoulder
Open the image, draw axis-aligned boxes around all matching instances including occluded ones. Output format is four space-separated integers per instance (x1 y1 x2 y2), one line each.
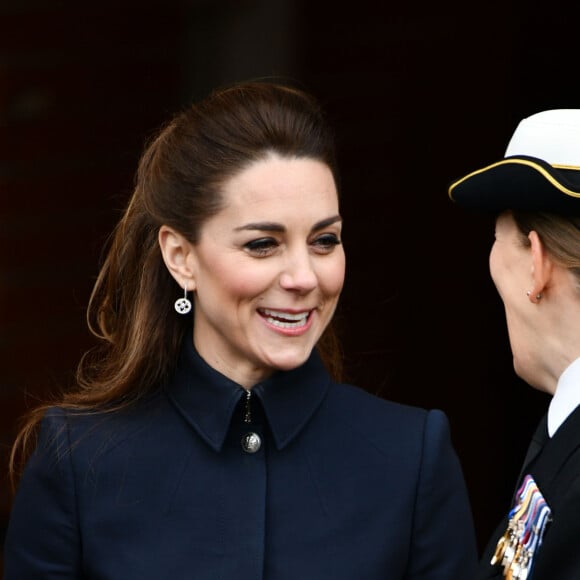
325 382 450 446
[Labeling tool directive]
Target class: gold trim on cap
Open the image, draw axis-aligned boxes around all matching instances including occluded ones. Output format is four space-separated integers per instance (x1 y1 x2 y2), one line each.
448 158 580 200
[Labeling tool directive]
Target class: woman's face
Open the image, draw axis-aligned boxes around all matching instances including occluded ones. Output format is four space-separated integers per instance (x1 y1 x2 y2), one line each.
188 155 345 387
489 211 540 386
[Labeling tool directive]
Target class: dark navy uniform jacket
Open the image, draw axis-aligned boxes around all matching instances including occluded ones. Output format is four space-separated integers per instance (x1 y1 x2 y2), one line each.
476 406 580 579
5 340 478 579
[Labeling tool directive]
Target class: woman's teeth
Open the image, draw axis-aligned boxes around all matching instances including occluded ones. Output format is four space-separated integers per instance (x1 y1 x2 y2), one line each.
261 308 309 328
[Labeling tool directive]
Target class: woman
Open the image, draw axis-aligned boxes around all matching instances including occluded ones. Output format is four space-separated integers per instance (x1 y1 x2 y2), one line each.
5 80 477 579
448 108 580 579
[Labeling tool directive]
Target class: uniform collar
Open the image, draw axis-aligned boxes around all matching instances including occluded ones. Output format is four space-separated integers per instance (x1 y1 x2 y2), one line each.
548 356 580 437
167 338 332 452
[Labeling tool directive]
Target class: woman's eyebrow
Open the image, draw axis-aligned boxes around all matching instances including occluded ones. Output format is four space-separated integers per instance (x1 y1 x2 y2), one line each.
313 215 342 231
235 222 285 233
234 214 342 234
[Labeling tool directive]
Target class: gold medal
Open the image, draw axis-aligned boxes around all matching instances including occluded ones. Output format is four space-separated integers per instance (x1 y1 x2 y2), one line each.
491 530 509 565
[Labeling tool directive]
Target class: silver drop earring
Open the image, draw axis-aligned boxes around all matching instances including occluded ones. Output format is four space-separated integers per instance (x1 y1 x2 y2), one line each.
174 283 192 314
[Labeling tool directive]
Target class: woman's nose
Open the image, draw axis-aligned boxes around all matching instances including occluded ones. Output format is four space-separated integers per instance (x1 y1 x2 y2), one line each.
279 252 318 292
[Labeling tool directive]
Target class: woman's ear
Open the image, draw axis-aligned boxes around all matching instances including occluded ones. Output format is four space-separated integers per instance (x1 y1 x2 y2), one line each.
528 230 552 303
158 225 197 290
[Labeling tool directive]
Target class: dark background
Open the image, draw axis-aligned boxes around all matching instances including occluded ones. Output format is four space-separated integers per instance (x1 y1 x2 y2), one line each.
1 0 575 575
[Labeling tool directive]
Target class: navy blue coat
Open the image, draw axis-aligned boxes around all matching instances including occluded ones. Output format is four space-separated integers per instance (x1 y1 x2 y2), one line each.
5 341 478 579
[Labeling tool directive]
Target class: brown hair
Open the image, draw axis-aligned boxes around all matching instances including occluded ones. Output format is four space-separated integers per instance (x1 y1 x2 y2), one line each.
10 80 343 484
512 211 580 290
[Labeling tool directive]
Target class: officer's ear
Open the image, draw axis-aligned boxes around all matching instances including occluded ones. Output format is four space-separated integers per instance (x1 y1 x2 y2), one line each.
527 230 551 303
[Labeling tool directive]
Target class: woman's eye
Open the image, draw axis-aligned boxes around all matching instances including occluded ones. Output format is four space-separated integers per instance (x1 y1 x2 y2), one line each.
244 237 278 256
312 233 341 252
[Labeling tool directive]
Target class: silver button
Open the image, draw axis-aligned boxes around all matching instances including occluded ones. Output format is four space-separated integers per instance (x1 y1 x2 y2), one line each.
241 432 261 453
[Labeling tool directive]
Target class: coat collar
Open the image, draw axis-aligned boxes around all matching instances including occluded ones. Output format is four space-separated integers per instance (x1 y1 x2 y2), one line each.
166 338 332 452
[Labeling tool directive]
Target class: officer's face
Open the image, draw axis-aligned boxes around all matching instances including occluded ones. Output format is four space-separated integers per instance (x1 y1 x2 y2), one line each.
489 211 541 387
